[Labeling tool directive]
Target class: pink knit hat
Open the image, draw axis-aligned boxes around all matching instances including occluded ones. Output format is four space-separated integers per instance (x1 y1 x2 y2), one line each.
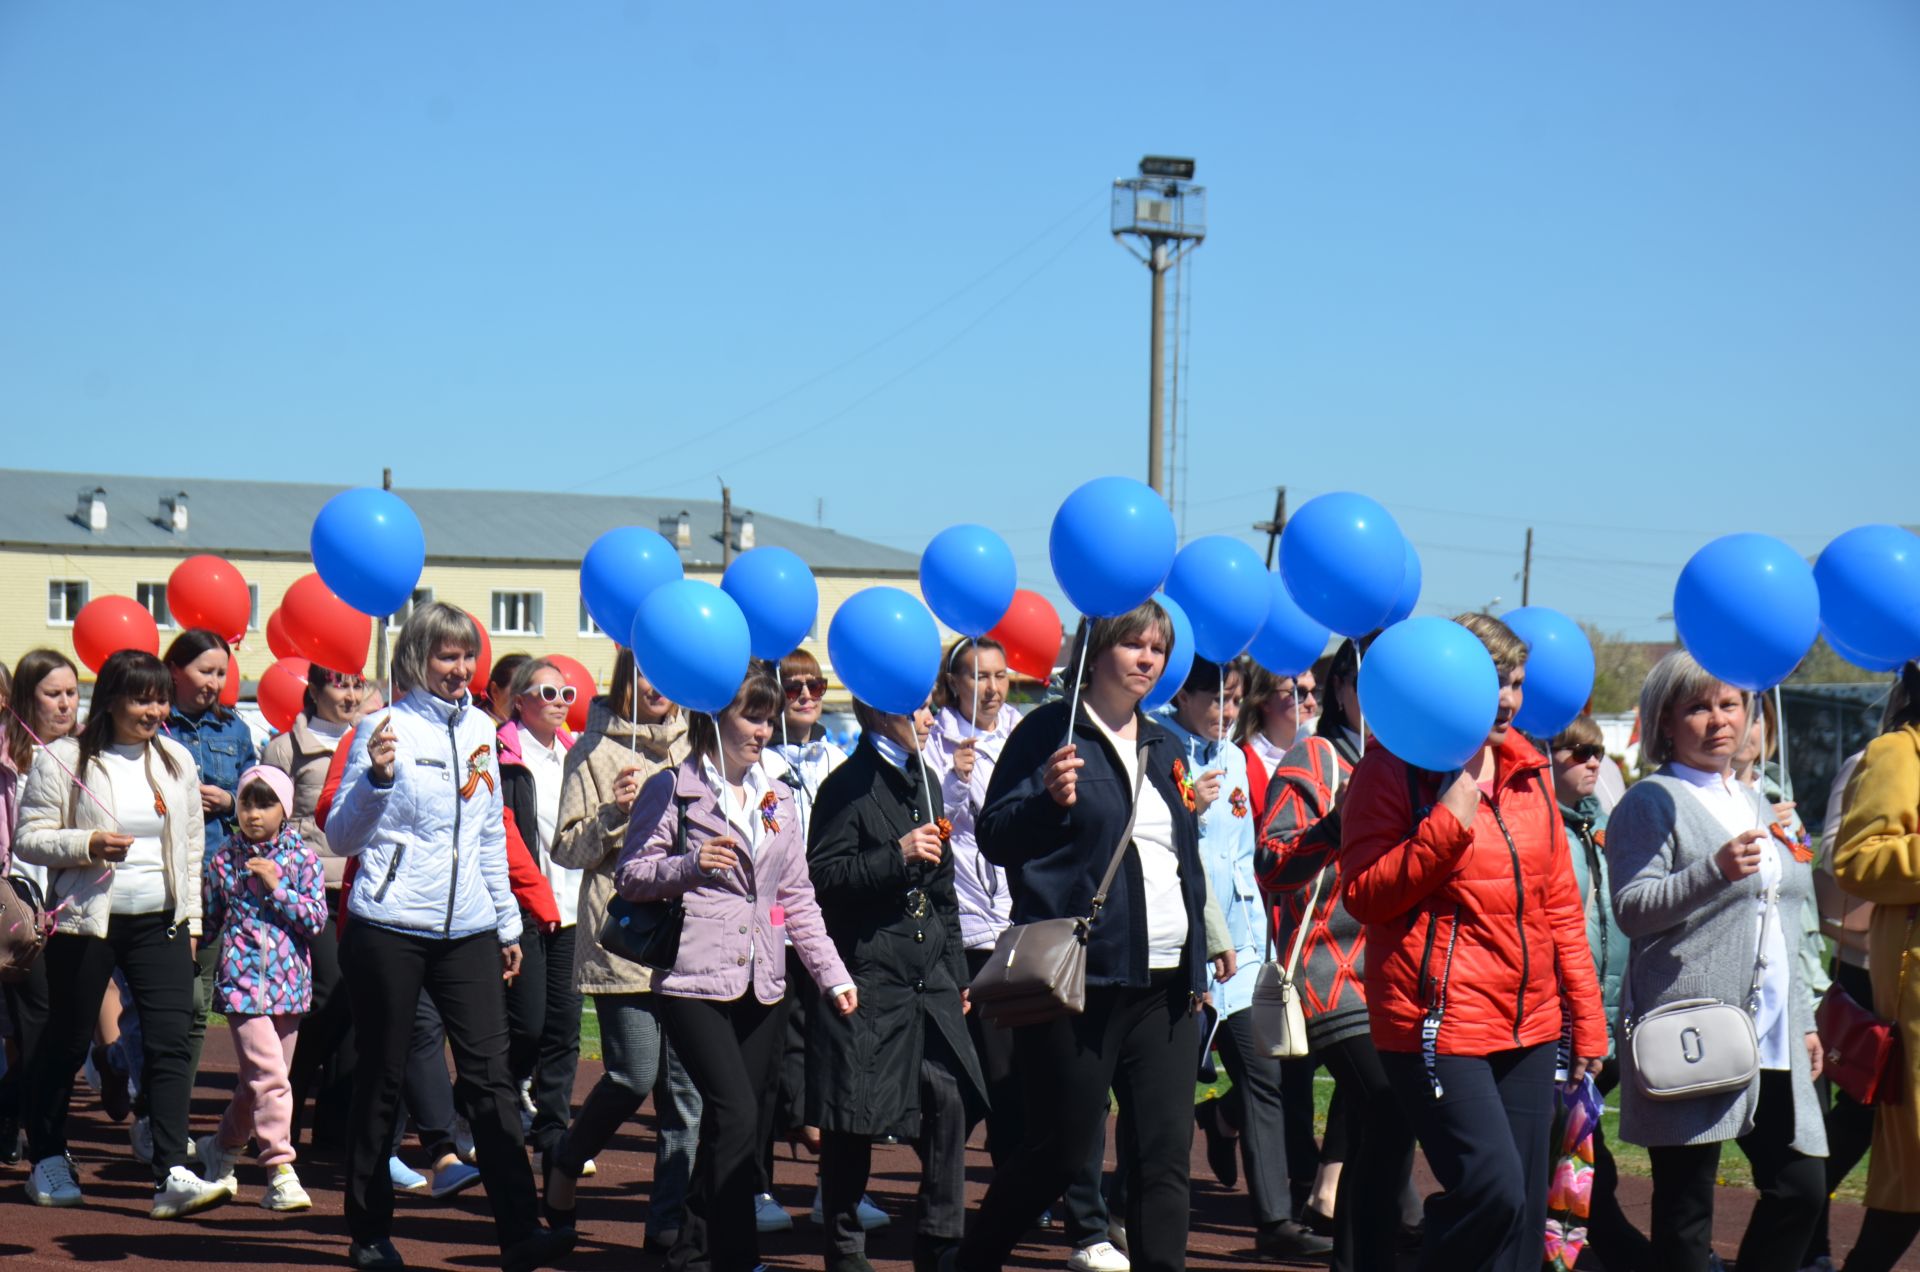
236 765 295 818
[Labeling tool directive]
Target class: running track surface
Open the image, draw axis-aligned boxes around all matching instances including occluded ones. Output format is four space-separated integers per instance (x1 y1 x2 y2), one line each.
5 1026 1912 1270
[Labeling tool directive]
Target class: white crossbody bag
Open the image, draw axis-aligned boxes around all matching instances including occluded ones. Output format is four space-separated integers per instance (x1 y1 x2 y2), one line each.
1627 884 1776 1102
1251 742 1342 1059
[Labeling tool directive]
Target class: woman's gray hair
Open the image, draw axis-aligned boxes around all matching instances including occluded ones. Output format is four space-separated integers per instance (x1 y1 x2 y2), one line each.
1637 648 1748 770
391 602 482 698
505 656 559 722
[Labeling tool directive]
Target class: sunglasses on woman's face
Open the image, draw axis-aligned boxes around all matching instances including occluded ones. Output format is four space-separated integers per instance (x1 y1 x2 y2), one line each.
529 684 578 705
784 678 828 701
1559 744 1605 764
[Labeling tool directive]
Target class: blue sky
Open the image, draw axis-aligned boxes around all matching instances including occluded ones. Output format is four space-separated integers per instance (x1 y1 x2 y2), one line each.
2 2 1914 640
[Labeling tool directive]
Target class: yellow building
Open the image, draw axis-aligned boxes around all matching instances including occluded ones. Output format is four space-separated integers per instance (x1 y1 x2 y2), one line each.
0 469 933 701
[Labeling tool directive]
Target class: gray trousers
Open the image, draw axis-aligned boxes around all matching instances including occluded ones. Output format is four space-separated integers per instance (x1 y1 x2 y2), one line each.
819 1033 969 1255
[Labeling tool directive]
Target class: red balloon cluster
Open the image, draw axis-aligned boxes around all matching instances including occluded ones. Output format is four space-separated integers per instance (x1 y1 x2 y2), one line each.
167 555 251 642
258 658 312 733
282 574 372 676
986 588 1064 682
220 652 242 708
468 611 493 695
73 596 161 673
545 654 596 733
265 607 300 661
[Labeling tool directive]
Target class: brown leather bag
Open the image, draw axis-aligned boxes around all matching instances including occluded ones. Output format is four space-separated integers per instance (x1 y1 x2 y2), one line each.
970 753 1148 1029
0 875 51 983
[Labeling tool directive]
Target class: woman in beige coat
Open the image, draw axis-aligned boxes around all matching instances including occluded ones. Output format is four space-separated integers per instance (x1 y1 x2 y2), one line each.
1832 661 1920 1272
543 649 699 1250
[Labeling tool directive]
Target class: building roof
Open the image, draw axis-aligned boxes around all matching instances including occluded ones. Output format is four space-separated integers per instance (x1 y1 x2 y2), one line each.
0 468 917 574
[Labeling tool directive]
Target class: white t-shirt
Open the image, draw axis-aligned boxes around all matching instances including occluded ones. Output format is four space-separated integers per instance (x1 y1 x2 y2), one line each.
1670 762 1792 1070
101 742 169 916
1093 714 1188 970
308 715 351 753
521 733 578 929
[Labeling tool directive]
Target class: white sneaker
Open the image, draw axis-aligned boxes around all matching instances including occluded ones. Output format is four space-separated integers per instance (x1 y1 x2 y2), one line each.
193 1135 240 1192
130 1117 154 1165
150 1165 234 1219
754 1191 793 1233
261 1164 311 1212
1068 1241 1132 1272
519 1078 536 1114
27 1156 83 1207
809 1185 891 1230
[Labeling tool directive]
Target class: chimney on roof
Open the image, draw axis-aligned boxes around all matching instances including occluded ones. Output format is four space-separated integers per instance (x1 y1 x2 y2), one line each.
76 487 107 532
734 510 755 552
161 491 189 533
660 510 690 549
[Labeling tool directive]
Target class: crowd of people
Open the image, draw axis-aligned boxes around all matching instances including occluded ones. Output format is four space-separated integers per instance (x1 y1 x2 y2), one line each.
1 598 1918 1272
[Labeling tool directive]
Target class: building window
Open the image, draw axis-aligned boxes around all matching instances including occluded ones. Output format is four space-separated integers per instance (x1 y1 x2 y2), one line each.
388 587 435 631
579 597 604 638
136 582 173 630
248 584 261 630
47 579 89 626
491 591 543 637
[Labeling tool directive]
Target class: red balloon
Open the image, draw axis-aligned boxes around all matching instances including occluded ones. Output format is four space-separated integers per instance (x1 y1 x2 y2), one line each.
258 658 311 734
220 652 242 708
167 554 251 641
545 654 596 733
468 611 493 695
265 607 300 661
282 573 372 676
73 595 161 673
986 588 1064 682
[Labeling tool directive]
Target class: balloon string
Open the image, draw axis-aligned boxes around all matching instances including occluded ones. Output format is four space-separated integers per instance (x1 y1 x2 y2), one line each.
1062 620 1091 749
5 705 120 828
915 735 936 828
630 654 639 739
1772 684 1794 802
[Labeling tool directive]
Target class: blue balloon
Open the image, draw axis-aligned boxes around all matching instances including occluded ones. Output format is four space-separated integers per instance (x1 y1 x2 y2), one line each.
1279 492 1407 637
1142 593 1196 712
1816 525 1920 667
722 546 818 661
828 587 943 716
1049 477 1177 618
1383 540 1422 626
1674 533 1820 692
1164 535 1269 663
311 488 426 618
1825 625 1905 675
1359 617 1500 771
629 580 751 716
920 524 1018 638
581 527 684 646
1501 606 1596 737
1248 572 1331 677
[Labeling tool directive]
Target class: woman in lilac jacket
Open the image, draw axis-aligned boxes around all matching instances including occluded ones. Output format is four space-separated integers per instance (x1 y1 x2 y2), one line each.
616 665 855 1272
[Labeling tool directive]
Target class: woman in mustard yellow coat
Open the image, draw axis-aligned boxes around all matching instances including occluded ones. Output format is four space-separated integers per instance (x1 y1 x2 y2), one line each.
1832 662 1920 1272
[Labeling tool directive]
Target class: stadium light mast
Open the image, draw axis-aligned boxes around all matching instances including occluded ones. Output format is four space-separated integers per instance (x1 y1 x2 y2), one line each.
1112 155 1205 498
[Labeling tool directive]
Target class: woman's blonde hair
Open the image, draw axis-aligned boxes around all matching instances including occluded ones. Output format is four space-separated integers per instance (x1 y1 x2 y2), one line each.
1637 649 1747 771
1453 612 1530 675
391 602 481 698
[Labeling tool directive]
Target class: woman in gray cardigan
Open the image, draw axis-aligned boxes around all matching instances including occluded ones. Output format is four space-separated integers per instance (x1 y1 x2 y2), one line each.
1607 651 1826 1272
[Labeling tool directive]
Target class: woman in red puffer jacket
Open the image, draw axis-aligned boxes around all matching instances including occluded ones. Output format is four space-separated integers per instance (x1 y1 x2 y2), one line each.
1342 613 1606 1272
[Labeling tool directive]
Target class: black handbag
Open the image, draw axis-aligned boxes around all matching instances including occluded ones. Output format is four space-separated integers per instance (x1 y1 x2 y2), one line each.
597 794 692 971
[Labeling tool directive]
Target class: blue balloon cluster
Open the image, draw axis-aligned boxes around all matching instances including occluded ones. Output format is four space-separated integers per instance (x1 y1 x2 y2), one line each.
722 546 818 661
1501 606 1595 737
1164 535 1267 663
311 488 427 618
828 587 943 716
581 528 684 647
921 525 1017 638
1280 493 1408 637
1674 534 1820 692
1359 617 1500 772
1142 593 1196 713
1383 540 1422 626
630 580 750 716
1247 572 1329 678
1815 525 1920 671
1050 477 1177 618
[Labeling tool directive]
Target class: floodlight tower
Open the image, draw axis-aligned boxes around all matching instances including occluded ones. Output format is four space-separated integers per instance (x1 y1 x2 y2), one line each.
1113 155 1206 497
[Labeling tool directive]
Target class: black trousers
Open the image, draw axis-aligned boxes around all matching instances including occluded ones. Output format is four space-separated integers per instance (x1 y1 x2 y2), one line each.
1382 1041 1557 1272
288 914 357 1150
29 915 194 1183
0 953 50 1124
340 923 539 1250
820 1028 969 1255
959 972 1199 1272
964 946 1026 1171
400 992 459 1160
1582 1061 1655 1272
1321 1033 1419 1272
504 918 582 1158
756 946 814 1193
1845 1210 1920 1272
1280 1052 1322 1194
1809 960 1879 1263
1646 1069 1825 1272
659 993 786 1272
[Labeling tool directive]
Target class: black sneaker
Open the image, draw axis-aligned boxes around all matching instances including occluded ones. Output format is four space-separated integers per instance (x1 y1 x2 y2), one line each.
347 1240 405 1271
1254 1220 1334 1262
0 1116 19 1166
502 1227 576 1272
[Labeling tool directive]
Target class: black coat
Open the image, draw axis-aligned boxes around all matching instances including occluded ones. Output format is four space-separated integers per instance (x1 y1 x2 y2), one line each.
978 699 1209 998
804 738 987 1139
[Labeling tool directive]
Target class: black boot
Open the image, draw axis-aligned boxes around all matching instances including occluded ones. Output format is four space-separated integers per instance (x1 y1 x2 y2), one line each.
914 1235 960 1272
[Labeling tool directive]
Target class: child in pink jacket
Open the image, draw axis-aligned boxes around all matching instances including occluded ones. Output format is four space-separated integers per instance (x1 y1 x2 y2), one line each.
196 765 328 1211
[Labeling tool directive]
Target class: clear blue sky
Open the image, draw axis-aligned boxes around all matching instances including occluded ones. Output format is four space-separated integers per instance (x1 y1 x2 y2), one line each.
3 2 1914 640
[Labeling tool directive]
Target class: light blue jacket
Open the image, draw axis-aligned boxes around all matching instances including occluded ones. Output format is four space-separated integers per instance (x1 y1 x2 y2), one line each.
1155 711 1260 1017
329 688 522 945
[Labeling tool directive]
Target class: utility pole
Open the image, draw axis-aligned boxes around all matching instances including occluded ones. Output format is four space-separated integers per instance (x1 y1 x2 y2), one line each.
719 481 733 570
1253 486 1289 568
1112 157 1206 497
1522 527 1533 606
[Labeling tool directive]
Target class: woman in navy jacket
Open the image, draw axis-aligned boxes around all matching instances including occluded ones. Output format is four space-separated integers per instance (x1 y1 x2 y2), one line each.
956 601 1216 1272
